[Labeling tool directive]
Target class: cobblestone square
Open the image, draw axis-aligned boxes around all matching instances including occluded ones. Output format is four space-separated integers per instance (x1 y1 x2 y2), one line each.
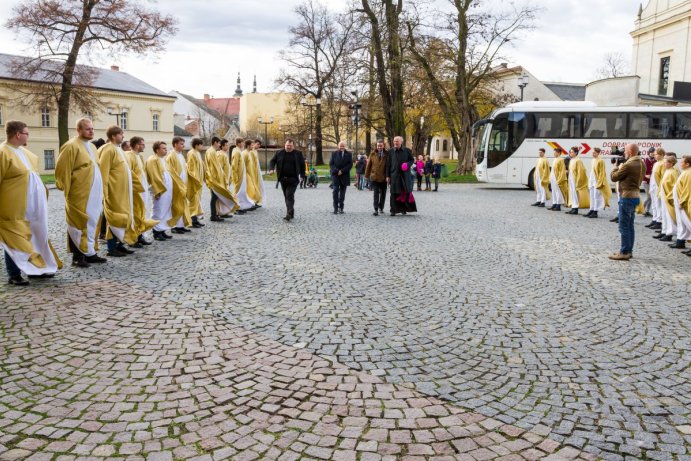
1 183 689 460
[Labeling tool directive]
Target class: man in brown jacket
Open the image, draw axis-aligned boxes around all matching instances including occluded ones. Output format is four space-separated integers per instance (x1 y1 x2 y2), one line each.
609 143 644 260
365 140 388 216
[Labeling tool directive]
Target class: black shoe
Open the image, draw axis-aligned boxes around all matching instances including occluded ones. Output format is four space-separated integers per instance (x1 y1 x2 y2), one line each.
138 236 153 245
27 273 55 279
117 245 135 254
373 211 379 216
72 257 90 268
653 233 664 239
339 209 344 214
171 227 186 234
659 235 673 242
645 222 656 228
181 227 192 233
283 215 291 221
162 232 173 239
683 249 691 255
131 242 144 249
192 222 204 228
669 241 686 249
8 275 29 286
644 212 653 217
107 249 127 257
333 210 338 215
583 211 593 217
651 223 662 229
154 234 167 241
236 210 247 215
402 211 407 215
610 217 619 223
538 203 546 207
531 201 541 206
566 209 578 215
588 211 598 218
379 208 384 213
210 216 224 222
85 254 107 264
390 212 396 216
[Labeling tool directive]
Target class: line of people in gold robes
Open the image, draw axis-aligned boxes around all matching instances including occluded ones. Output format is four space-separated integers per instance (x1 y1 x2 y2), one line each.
531 145 691 257
0 118 266 286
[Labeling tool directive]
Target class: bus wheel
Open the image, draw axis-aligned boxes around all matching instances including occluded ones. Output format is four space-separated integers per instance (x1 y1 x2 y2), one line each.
527 169 535 190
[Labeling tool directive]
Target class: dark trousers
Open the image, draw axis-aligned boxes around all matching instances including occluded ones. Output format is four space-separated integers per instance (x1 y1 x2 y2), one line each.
425 175 431 189
372 181 387 211
4 251 20 278
417 175 423 189
68 235 86 260
618 197 640 254
210 191 218 218
280 178 299 216
332 179 347 210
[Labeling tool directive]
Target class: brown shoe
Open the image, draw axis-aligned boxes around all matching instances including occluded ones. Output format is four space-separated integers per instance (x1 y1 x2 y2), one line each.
608 252 632 261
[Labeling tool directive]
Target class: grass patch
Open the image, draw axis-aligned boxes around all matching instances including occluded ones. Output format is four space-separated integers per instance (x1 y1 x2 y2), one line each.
40 174 55 184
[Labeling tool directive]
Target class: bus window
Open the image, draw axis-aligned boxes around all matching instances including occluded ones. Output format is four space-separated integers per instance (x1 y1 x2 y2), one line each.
533 113 581 138
487 112 527 168
474 123 488 164
629 113 674 138
583 113 627 138
674 113 691 139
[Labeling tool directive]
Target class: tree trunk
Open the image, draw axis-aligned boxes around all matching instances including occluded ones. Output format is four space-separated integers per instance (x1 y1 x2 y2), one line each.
315 101 324 165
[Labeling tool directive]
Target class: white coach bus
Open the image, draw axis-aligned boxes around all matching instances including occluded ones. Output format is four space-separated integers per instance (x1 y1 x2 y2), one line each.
473 101 691 188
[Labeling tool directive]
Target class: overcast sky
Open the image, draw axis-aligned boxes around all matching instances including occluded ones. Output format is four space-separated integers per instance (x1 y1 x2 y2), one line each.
0 0 638 98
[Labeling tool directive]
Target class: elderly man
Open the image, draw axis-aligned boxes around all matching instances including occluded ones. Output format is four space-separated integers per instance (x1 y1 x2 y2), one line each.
269 139 305 221
1 121 62 285
366 140 388 216
55 118 107 267
386 136 416 216
609 143 644 260
329 141 353 214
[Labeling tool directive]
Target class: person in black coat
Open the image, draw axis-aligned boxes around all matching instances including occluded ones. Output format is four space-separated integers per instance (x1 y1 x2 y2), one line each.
386 136 417 215
268 139 305 221
329 141 353 214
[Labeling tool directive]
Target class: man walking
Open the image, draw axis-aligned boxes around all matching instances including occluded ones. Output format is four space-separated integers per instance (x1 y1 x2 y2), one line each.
1 121 61 285
167 136 192 234
365 140 387 216
269 139 304 221
609 143 644 260
329 141 353 214
55 118 107 267
531 148 550 207
386 136 416 216
127 136 158 245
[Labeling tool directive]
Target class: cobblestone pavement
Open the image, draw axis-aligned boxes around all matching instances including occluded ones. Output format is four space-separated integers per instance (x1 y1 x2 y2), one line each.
1 182 690 460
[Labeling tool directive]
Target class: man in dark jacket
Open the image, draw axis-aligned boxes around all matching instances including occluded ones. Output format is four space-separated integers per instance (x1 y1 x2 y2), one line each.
269 139 305 221
609 143 644 260
329 141 353 214
386 136 417 216
365 140 388 215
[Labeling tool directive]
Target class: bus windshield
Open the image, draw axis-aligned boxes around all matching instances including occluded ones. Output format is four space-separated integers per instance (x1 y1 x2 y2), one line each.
487 112 527 168
473 120 489 164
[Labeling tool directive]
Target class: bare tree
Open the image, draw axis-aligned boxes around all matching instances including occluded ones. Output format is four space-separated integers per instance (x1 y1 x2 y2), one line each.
5 0 177 146
358 0 407 144
277 0 356 164
407 1 539 174
595 52 629 80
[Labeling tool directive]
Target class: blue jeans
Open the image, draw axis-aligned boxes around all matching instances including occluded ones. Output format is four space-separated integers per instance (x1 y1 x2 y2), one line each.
618 197 640 254
4 251 21 278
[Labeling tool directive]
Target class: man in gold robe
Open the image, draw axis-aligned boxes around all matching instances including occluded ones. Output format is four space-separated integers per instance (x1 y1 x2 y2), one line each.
674 156 691 255
565 146 590 215
584 148 611 219
531 148 550 207
646 148 666 230
654 154 680 243
127 136 158 246
548 148 568 211
97 126 137 257
187 138 205 228
243 139 261 207
1 121 62 285
166 137 192 234
205 137 238 221
252 139 266 207
231 137 254 212
146 141 184 241
55 118 107 267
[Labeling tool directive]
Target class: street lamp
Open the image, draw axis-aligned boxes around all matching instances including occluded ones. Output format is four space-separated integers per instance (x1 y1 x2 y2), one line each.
258 116 274 173
350 91 362 157
301 95 320 166
517 74 529 101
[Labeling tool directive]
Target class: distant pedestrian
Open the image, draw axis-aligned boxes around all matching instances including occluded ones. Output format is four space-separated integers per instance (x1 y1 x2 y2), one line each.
432 156 442 192
329 141 353 214
415 155 425 191
269 139 304 221
365 140 388 216
355 154 367 190
424 155 433 191
642 147 656 216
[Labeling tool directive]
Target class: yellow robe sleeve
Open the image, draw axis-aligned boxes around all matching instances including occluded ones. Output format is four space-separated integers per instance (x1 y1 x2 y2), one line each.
127 152 145 194
594 158 611 207
677 170 690 215
661 168 680 222
146 155 167 196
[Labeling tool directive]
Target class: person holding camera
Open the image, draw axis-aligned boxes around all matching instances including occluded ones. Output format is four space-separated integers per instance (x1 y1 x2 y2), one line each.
608 143 644 261
609 145 626 223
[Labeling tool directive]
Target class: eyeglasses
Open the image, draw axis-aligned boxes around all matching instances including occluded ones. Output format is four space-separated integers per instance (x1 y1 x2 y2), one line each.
19 132 29 136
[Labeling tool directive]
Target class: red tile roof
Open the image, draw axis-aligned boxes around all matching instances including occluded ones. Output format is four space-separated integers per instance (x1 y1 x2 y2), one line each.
203 97 240 116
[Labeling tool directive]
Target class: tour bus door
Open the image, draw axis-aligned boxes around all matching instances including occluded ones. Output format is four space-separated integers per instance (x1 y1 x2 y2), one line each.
507 156 523 184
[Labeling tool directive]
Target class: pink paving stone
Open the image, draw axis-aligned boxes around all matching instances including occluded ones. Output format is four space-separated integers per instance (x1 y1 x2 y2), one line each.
451 438 479 453
468 447 499 461
389 430 412 444
146 452 173 461
407 444 435 455
499 425 525 438
377 443 402 455
537 438 561 454
304 446 333 460
331 449 357 461
356 440 378 452
362 429 389 442
504 439 533 452
521 448 547 461
44 441 76 452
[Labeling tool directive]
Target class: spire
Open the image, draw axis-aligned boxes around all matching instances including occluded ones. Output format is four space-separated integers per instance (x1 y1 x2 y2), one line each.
253 75 257 93
234 72 243 97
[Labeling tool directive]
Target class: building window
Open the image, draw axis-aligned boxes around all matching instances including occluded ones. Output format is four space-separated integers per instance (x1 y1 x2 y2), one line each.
118 111 128 130
659 57 670 95
41 106 50 127
0 103 4 125
442 139 448 151
435 139 440 151
152 113 160 131
44 150 55 170
84 111 92 120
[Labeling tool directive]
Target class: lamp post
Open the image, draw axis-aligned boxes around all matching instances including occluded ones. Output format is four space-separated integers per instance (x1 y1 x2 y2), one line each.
350 91 362 156
517 74 529 101
258 116 274 173
301 96 320 167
